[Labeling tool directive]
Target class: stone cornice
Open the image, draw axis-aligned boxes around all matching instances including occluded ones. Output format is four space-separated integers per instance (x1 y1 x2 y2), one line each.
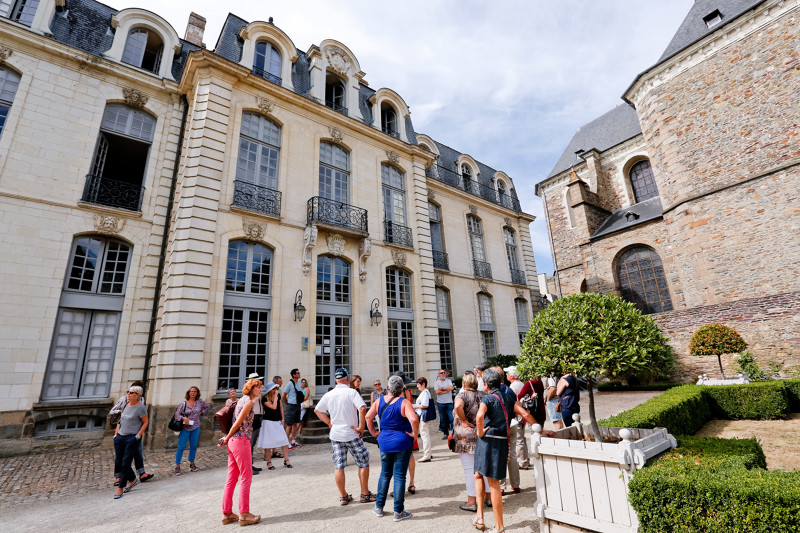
624 0 797 106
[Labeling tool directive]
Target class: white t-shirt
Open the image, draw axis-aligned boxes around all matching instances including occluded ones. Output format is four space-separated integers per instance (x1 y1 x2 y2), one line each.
415 388 431 417
509 379 524 396
315 384 366 442
434 378 454 404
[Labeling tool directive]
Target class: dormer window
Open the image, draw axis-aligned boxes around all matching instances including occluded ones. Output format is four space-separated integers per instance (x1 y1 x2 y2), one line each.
8 0 39 26
122 28 164 73
381 103 398 138
461 164 475 194
703 10 723 28
253 41 282 85
325 74 347 115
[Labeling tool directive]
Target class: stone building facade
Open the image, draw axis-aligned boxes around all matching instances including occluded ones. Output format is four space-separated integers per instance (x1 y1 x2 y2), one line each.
537 0 800 381
0 1 539 455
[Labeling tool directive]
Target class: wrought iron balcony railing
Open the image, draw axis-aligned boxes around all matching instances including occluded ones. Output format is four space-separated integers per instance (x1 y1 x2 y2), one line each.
384 220 413 248
307 196 368 233
472 260 492 279
82 174 145 212
232 180 281 217
382 127 400 139
325 100 348 116
425 165 522 212
432 250 449 271
510 268 527 286
251 66 282 86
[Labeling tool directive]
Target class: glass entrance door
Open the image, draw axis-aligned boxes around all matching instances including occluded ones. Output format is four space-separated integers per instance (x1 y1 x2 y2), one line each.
315 315 351 391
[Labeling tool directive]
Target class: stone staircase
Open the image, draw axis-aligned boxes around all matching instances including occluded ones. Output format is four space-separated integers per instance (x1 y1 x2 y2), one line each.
298 391 376 445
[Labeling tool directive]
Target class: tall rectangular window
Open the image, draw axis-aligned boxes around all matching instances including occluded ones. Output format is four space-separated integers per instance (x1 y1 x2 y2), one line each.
388 319 415 378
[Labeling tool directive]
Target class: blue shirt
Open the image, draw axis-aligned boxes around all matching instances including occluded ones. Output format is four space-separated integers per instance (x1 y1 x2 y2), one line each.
376 396 413 453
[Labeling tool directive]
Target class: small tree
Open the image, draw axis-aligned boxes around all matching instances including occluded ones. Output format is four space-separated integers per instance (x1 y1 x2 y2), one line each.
689 323 747 378
517 293 674 442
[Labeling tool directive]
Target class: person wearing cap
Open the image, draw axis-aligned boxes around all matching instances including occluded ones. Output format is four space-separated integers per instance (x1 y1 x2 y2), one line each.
246 373 265 476
314 367 377 506
257 381 292 469
505 366 529 469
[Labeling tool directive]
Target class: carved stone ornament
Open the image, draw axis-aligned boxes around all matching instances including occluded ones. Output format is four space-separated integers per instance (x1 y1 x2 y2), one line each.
479 281 489 293
391 249 407 268
325 47 351 76
94 214 125 235
469 205 478 215
122 88 149 109
327 234 346 256
302 225 318 275
359 237 371 283
516 288 525 299
328 126 344 144
427 188 435 200
255 96 275 115
386 150 399 164
0 47 13 63
243 219 266 241
434 273 445 287
504 217 513 227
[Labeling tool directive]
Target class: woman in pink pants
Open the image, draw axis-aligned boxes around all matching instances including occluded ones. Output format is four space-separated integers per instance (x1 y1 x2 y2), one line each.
220 378 263 526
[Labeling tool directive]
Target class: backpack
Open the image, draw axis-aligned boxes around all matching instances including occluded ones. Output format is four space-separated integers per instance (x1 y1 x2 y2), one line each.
215 400 237 434
421 391 437 422
520 380 539 414
291 381 304 404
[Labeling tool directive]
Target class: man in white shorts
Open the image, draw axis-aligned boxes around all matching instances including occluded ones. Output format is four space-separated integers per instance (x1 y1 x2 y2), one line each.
314 367 377 506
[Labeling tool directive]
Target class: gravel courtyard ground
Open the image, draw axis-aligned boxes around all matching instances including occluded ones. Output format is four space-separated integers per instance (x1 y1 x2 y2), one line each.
0 390 659 532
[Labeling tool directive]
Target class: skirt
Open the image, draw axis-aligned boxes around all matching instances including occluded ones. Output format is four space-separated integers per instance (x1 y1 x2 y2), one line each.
256 420 290 449
473 436 508 481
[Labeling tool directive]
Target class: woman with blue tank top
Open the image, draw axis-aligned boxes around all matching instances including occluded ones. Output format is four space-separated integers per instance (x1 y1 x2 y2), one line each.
366 375 419 522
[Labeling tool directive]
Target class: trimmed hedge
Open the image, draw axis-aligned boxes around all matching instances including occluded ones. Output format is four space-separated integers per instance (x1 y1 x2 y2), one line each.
629 436 799 533
597 381 682 392
785 379 800 411
705 381 789 420
599 385 711 435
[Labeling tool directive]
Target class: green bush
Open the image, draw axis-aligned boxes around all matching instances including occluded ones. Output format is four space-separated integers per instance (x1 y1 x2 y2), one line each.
485 354 517 369
689 323 747 378
600 385 711 435
597 381 683 392
705 382 789 420
733 351 769 381
785 379 800 411
629 437 799 533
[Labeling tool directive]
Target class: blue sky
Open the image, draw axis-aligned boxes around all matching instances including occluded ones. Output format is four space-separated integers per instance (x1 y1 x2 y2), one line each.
106 0 694 275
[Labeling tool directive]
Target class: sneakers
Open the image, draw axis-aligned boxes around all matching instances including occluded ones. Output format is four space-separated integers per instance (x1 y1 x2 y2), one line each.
288 443 296 450
174 465 181 475
372 507 384 517
393 510 412 522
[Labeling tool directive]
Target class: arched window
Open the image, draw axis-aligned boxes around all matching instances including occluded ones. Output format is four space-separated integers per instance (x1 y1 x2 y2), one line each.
0 66 21 139
319 142 349 204
253 40 282 84
461 164 474 194
121 28 164 73
386 267 412 310
43 236 132 400
515 298 529 346
629 160 658 203
233 112 281 216
387 267 415 377
7 0 39 26
85 104 156 211
325 74 346 115
504 227 524 285
382 164 410 246
497 180 512 208
317 255 350 303
381 102 398 138
429 202 448 270
218 241 273 391
316 256 352 388
616 246 673 314
467 215 491 279
477 293 496 360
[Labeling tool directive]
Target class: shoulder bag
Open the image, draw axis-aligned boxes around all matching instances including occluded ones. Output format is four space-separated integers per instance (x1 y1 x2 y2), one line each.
215 400 237 434
520 379 539 414
168 402 186 432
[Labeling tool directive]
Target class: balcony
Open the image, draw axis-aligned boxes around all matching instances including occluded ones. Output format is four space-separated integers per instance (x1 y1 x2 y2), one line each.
510 268 527 286
307 196 368 235
232 180 281 217
425 165 522 212
325 100 348 116
472 260 492 280
432 250 449 271
382 127 400 139
384 220 413 248
251 66 282 86
81 174 144 212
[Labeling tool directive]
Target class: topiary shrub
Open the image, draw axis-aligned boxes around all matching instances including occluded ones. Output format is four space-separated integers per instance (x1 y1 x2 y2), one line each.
689 323 747 378
518 293 675 441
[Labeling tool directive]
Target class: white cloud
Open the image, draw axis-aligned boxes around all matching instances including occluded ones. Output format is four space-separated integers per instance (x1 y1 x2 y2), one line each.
103 0 694 275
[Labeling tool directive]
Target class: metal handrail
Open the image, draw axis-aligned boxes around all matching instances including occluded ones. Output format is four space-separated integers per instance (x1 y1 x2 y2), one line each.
307 196 368 233
383 220 413 248
382 127 400 139
232 180 281 217
510 268 527 286
251 67 282 86
82 174 145 212
432 250 449 271
426 165 521 212
472 260 493 279
325 100 348 116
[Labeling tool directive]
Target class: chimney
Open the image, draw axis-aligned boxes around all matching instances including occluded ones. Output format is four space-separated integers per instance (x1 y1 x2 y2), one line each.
184 12 206 48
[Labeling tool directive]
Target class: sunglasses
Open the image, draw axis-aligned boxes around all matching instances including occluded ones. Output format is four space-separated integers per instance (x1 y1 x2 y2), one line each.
127 391 137 394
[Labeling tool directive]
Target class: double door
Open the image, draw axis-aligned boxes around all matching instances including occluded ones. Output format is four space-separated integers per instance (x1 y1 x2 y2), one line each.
315 315 351 391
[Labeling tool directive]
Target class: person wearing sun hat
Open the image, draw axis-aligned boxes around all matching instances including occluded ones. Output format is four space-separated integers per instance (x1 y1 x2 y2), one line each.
314 367 377 506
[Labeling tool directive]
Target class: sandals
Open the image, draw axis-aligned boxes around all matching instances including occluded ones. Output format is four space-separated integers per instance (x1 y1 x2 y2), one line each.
273 451 284 458
189 462 198 472
113 478 120 487
472 516 486 531
407 484 416 495
140 473 154 482
360 491 377 503
266 461 275 471
113 492 123 500
222 513 239 525
340 494 354 506
239 513 261 526
123 479 139 493
283 459 293 468
488 529 505 533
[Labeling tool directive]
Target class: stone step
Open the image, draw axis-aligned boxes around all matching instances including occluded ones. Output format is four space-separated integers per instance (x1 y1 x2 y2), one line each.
297 434 329 445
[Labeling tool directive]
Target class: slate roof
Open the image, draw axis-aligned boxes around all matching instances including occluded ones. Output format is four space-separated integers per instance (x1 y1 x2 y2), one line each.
46 0 196 82
590 196 663 240
428 138 519 199
545 104 642 180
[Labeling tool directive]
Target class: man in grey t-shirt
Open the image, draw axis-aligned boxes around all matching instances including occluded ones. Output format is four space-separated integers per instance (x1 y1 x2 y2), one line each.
433 368 454 437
